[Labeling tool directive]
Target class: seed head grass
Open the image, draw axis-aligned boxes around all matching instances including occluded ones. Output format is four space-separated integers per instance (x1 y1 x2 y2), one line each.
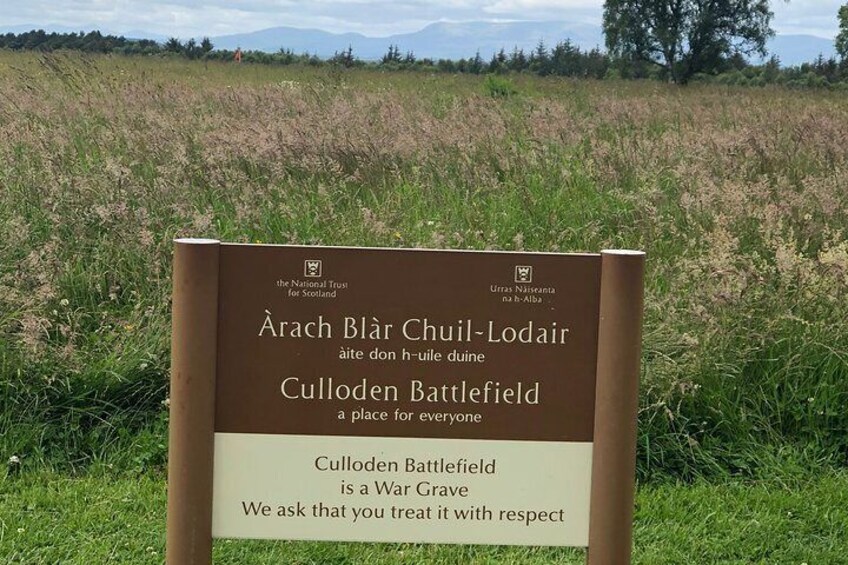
0 51 846 480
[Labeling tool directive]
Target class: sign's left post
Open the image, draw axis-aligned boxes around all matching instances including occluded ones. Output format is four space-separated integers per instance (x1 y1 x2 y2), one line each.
166 238 221 565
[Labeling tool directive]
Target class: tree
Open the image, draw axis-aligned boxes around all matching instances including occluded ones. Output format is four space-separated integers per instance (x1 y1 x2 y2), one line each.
164 37 182 53
508 46 528 71
603 0 778 84
330 45 356 68
761 54 780 82
469 51 485 74
550 40 582 76
530 40 551 75
837 4 848 61
184 37 199 59
488 48 508 73
382 44 401 64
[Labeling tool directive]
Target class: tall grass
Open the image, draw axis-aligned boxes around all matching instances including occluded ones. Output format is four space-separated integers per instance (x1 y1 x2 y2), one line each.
1 51 847 479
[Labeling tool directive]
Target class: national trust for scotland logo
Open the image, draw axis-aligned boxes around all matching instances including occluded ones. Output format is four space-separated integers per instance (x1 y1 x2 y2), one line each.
515 265 533 283
304 259 323 278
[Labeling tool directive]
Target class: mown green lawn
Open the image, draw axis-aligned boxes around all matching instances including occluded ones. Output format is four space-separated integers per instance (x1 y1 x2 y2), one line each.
2 471 847 564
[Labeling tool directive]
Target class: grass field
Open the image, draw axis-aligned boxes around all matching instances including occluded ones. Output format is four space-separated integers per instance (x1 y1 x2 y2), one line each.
1 50 847 562
3 470 847 564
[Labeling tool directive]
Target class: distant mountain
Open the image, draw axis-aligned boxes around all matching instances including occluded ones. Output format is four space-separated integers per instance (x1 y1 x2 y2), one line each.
209 21 605 60
210 22 838 66
211 26 376 57
762 34 837 67
1 21 838 68
377 21 605 60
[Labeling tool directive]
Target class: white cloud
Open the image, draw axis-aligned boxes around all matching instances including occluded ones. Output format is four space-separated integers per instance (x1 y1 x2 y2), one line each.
0 0 839 39
484 0 600 13
771 0 842 38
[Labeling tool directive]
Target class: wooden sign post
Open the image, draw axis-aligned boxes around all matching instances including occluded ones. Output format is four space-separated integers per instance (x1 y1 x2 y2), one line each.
166 240 644 564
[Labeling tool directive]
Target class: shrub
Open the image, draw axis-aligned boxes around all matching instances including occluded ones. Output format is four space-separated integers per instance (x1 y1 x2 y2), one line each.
482 74 517 98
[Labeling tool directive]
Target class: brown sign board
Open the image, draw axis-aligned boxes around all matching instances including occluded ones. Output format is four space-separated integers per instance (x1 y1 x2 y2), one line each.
216 245 600 441
166 241 645 565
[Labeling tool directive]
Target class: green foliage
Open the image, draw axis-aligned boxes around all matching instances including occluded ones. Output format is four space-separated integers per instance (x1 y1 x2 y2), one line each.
164 36 182 53
7 26 845 88
603 0 775 84
200 36 214 55
698 56 848 89
0 29 160 54
329 45 359 68
2 25 847 88
0 30 610 79
482 74 517 97
382 44 402 64
838 4 848 60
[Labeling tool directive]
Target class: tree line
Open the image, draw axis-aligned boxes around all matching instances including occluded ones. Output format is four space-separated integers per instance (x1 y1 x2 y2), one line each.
2 5 848 89
0 30 159 54
0 30 613 79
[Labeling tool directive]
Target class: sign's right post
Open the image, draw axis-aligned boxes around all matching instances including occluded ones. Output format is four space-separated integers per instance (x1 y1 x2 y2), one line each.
587 250 646 565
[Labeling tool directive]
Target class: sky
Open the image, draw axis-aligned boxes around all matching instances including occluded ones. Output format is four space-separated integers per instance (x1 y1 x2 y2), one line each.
0 0 842 39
